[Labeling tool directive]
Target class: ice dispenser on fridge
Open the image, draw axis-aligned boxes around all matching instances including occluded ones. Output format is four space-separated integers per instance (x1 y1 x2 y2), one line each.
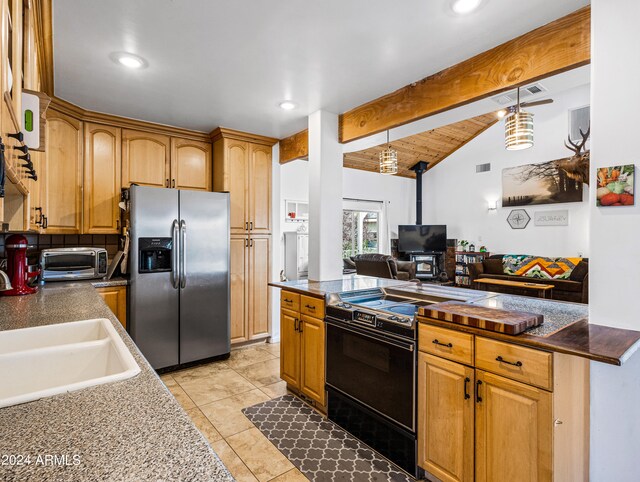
138 238 172 273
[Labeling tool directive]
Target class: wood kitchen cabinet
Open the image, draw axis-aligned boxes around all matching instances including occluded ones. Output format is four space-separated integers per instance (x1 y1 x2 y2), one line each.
279 290 326 406
475 370 552 482
417 322 589 482
122 129 212 191
212 128 275 235
171 137 212 191
230 235 270 343
121 129 171 188
83 123 121 234
96 285 127 329
418 353 474 482
41 108 83 234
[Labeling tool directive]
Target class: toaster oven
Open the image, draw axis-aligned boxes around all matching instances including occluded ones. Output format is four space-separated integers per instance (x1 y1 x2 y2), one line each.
40 248 108 281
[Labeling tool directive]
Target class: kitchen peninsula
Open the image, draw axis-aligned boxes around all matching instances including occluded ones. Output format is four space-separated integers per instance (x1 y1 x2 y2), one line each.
270 276 640 481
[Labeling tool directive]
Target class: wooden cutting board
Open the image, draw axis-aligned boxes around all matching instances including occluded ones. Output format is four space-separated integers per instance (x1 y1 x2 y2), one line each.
421 301 543 335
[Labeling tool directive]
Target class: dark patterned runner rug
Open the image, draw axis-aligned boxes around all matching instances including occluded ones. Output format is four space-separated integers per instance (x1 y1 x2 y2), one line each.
242 395 415 482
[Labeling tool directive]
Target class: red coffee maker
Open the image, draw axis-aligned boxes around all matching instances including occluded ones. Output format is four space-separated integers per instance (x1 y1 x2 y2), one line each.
2 234 38 296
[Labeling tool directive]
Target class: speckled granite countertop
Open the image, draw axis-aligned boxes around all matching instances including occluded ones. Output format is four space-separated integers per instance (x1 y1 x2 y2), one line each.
0 283 233 482
40 276 129 288
269 275 410 298
418 293 640 366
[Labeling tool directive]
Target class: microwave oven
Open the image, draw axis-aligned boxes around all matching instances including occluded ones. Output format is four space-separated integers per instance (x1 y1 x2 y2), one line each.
40 247 108 281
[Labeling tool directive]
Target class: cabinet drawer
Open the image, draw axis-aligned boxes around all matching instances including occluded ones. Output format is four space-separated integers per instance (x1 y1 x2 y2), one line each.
419 324 474 366
475 337 552 391
301 295 325 318
281 291 300 312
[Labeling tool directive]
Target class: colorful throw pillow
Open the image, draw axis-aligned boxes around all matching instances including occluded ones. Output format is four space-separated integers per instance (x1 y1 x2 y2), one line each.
504 256 583 279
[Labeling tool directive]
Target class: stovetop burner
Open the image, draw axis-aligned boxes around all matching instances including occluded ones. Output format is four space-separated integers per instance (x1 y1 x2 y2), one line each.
326 288 435 340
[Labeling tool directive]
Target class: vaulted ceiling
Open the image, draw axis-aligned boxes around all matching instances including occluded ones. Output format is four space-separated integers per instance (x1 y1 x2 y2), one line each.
342 113 499 178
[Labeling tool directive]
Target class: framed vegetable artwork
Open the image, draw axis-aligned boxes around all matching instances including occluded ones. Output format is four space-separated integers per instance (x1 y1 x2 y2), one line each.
596 165 634 206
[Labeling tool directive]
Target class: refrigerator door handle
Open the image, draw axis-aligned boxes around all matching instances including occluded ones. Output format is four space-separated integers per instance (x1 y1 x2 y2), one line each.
180 220 187 288
171 219 180 289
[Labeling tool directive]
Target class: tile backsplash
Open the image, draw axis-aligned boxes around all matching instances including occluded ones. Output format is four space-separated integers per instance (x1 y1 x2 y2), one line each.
0 234 120 264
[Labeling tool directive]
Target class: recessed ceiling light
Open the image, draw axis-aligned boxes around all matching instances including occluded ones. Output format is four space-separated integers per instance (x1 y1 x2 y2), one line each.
496 109 507 119
450 0 483 15
279 101 297 110
110 52 148 69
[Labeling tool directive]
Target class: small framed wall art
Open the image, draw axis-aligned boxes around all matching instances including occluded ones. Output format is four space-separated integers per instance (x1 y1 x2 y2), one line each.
596 165 634 206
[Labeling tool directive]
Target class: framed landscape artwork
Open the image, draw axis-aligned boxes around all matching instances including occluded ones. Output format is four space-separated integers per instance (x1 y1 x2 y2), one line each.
596 165 634 206
502 161 583 207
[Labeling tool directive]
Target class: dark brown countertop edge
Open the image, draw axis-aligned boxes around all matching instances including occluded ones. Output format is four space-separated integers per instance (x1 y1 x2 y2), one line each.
418 316 640 366
268 282 326 299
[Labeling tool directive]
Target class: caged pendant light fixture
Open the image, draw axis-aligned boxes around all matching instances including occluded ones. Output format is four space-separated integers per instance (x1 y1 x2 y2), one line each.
379 130 398 175
505 87 534 151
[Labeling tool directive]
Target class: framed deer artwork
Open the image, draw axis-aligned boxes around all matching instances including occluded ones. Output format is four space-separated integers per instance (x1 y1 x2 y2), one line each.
596 165 634 206
502 128 590 207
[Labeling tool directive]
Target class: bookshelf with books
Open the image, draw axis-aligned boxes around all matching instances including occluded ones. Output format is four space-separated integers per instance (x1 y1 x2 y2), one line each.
455 251 490 287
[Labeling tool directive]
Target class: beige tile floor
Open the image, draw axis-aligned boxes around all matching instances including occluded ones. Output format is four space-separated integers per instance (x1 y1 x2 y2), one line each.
160 343 309 482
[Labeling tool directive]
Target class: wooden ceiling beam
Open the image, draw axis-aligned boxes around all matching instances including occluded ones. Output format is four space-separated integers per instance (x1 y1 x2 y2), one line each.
339 6 590 143
279 129 308 164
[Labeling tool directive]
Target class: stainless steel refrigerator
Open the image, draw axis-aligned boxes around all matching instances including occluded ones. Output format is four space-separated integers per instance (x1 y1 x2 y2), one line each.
129 185 230 370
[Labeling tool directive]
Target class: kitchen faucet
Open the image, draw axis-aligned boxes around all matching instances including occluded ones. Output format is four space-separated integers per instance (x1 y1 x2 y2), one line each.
0 270 12 291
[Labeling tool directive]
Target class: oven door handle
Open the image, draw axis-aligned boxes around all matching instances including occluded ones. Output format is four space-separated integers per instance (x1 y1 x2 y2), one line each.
325 318 414 352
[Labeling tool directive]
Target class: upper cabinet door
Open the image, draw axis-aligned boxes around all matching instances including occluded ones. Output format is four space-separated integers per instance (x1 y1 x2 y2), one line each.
248 144 271 234
83 123 122 234
226 139 250 234
122 129 170 188
171 137 212 191
42 109 83 234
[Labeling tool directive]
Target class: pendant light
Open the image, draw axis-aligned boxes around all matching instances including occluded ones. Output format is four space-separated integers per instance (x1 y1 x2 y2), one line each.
379 130 398 175
505 87 534 151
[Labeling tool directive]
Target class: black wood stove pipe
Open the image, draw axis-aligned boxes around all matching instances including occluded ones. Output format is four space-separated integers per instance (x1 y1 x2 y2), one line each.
410 161 429 225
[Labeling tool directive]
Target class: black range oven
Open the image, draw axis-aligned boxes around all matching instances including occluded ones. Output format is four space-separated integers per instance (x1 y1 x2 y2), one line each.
325 289 423 478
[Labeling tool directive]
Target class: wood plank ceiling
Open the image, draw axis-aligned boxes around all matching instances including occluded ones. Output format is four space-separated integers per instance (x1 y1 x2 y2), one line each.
343 112 499 178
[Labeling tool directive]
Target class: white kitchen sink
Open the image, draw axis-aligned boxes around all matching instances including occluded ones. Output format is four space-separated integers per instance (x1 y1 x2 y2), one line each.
0 318 140 408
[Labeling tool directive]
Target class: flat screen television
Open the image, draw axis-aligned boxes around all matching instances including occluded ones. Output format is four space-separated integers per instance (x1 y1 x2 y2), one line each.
398 225 447 253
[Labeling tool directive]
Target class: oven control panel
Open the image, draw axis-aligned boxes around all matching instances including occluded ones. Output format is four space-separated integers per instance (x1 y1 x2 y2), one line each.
354 310 376 326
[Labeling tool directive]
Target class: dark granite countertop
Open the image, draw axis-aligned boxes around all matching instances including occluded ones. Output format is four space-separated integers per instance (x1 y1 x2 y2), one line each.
269 275 411 298
0 283 233 481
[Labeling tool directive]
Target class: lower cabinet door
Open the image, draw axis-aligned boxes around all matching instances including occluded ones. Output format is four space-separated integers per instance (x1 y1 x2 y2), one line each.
300 315 325 405
418 353 474 482
280 310 300 389
96 286 127 329
475 370 552 482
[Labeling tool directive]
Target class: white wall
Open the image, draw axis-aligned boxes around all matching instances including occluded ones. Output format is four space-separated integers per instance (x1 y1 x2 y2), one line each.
278 161 415 266
422 83 590 257
589 1 640 480
280 162 415 238
270 143 282 343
